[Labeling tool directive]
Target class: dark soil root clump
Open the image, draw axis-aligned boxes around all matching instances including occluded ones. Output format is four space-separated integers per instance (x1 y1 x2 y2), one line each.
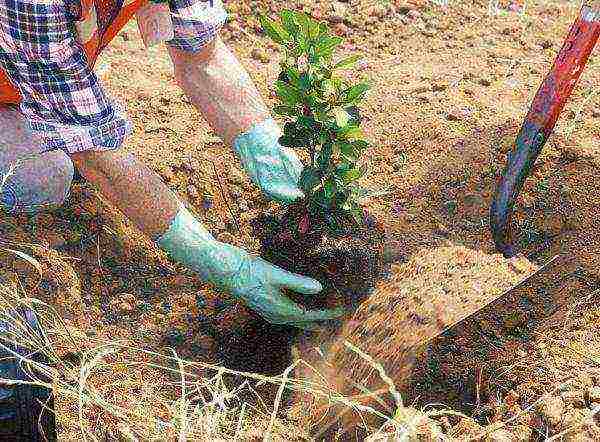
253 207 386 312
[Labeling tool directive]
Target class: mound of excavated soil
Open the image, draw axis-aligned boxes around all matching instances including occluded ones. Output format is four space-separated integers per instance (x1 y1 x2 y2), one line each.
289 245 538 435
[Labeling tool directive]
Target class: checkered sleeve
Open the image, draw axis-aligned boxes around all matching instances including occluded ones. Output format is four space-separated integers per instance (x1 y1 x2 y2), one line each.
0 0 132 154
167 0 228 53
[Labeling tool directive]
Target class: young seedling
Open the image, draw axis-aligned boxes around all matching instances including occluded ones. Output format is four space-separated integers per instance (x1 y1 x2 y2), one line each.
260 9 371 233
250 9 384 317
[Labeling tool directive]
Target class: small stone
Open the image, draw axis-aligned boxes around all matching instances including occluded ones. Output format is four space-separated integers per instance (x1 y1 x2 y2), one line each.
119 293 137 313
393 407 443 439
251 48 270 64
369 4 387 18
41 231 66 249
333 23 349 36
162 166 174 181
442 200 458 216
311 10 324 21
190 335 214 354
540 40 553 49
541 213 565 235
446 109 462 121
407 9 421 19
561 408 588 431
357 59 369 71
464 192 484 207
592 108 600 118
536 395 565 428
118 301 134 314
505 390 520 406
109 294 136 315
164 329 185 347
561 409 600 441
328 2 348 23
195 296 207 309
238 199 250 212
431 80 448 92
201 196 213 210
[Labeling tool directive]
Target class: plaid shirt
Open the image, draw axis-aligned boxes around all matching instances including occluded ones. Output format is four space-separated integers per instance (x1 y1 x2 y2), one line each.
0 0 226 154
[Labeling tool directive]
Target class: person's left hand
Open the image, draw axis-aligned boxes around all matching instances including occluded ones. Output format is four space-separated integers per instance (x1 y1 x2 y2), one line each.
233 119 304 204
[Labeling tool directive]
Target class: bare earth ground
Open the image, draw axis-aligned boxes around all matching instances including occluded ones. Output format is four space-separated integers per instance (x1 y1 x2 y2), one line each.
0 0 599 440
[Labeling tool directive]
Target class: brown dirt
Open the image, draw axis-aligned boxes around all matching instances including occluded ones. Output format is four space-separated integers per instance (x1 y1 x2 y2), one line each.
0 0 599 439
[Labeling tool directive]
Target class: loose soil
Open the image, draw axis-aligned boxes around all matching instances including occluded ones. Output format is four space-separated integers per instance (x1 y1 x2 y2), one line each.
0 0 599 439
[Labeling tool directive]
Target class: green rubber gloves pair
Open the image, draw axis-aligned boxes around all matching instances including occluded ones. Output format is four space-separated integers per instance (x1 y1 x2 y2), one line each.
158 119 344 326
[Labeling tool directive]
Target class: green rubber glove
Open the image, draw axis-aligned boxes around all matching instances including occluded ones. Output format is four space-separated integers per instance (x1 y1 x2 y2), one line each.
157 206 344 326
233 118 304 204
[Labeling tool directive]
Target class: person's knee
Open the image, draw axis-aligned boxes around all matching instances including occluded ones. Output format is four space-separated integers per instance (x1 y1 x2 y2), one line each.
1 150 74 213
0 106 74 213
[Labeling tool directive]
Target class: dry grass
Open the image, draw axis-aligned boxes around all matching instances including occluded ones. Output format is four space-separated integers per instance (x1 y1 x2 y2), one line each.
0 246 450 441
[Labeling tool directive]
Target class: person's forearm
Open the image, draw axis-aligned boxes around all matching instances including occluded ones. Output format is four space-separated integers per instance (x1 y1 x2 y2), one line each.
70 149 180 239
168 37 270 146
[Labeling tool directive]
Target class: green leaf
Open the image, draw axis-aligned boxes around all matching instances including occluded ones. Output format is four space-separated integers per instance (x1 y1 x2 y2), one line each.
317 22 329 37
275 81 302 106
334 54 362 70
299 167 320 193
297 116 317 130
338 125 363 140
350 206 364 225
342 168 363 184
344 105 362 124
317 142 333 169
351 139 369 151
344 83 370 103
299 72 311 91
273 105 296 117
280 10 300 36
324 179 336 198
285 67 301 87
259 15 290 44
315 36 343 58
331 107 350 128
338 142 359 161
294 12 320 41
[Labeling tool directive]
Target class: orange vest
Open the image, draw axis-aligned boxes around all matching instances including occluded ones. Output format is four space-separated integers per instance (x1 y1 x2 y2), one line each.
0 0 147 105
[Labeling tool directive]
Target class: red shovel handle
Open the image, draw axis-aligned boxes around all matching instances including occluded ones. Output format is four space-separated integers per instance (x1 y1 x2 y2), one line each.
490 5 600 257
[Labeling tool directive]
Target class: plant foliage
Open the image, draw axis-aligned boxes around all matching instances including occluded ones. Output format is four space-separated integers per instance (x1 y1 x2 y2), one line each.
260 10 371 230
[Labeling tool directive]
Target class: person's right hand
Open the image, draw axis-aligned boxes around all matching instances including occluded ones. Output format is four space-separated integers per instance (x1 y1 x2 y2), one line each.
197 241 344 326
158 206 344 326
